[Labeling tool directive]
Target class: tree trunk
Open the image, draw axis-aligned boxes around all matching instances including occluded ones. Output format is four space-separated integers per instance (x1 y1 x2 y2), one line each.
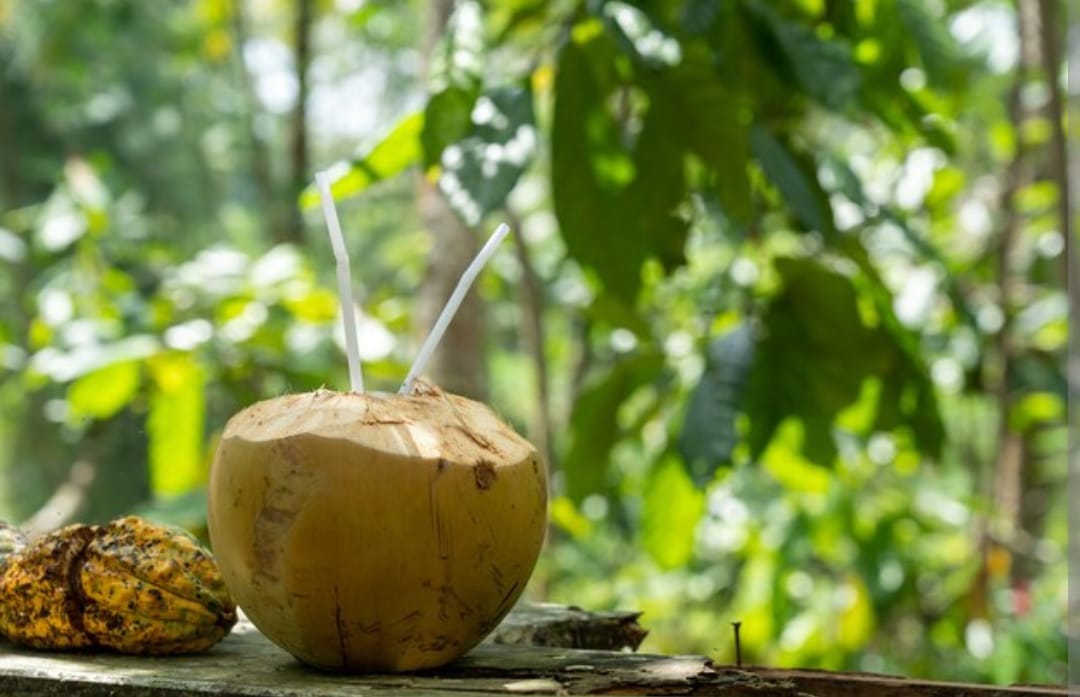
286 0 312 246
991 0 1069 593
1033 0 1070 295
985 0 1036 600
413 0 489 401
510 213 554 468
415 185 489 400
229 0 287 243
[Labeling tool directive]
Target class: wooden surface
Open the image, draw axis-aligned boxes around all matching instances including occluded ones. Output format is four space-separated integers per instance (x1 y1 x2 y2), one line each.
0 608 1069 696
0 616 780 697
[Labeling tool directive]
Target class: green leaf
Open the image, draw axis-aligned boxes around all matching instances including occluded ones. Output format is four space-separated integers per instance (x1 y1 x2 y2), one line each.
743 0 860 110
859 84 957 153
761 419 833 494
630 80 689 271
67 360 141 421
599 2 681 68
895 0 966 90
747 257 889 464
751 127 834 235
836 574 875 650
641 455 705 569
746 256 944 464
439 85 536 226
1011 392 1064 432
300 112 424 208
422 87 477 169
553 27 703 302
681 0 724 36
147 353 206 496
835 238 946 455
586 291 653 337
662 57 752 224
679 323 755 484
552 33 646 303
563 352 665 502
778 23 859 111
490 0 557 43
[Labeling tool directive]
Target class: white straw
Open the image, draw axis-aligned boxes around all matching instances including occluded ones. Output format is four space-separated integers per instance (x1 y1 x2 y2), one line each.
314 171 364 393
401 222 511 394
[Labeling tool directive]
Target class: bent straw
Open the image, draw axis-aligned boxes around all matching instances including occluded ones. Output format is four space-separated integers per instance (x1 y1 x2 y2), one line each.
314 171 364 393
400 222 511 395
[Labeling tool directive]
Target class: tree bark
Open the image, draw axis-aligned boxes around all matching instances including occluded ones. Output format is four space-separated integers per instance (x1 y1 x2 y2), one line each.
414 0 489 401
415 185 489 400
229 0 286 243
987 0 1036 593
286 0 312 245
507 209 554 468
990 0 1069 591
1034 0 1070 293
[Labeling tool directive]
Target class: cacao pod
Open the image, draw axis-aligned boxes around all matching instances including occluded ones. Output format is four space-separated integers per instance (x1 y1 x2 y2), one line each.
0 516 237 655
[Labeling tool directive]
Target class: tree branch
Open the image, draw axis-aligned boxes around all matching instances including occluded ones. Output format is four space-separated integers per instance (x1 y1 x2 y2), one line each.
505 207 554 470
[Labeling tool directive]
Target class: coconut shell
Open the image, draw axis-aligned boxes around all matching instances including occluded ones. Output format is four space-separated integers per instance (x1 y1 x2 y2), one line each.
207 385 548 672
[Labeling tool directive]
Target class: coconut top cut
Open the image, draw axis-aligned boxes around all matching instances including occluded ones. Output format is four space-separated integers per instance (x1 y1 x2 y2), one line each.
222 383 534 468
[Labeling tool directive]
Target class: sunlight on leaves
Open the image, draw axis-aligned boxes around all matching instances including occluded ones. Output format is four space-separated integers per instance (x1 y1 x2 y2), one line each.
642 456 705 569
836 575 874 651
549 496 592 539
284 287 339 323
601 2 681 68
421 0 485 168
67 360 141 422
439 86 536 226
1010 392 1063 433
147 353 206 496
29 335 160 383
300 112 424 208
762 419 832 494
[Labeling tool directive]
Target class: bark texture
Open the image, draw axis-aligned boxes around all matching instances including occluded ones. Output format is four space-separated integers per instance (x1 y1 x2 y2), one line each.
414 0 489 401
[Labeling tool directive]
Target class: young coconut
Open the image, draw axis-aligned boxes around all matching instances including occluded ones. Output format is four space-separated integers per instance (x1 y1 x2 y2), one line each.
207 189 547 672
207 384 547 671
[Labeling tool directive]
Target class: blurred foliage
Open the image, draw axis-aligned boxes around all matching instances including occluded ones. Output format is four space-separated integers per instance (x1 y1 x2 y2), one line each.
0 0 1068 684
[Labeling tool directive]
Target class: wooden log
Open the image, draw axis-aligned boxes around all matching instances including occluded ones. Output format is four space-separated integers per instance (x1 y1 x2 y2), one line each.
486 602 647 651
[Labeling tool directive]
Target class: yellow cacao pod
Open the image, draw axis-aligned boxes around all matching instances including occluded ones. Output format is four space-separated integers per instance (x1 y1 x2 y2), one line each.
0 516 237 655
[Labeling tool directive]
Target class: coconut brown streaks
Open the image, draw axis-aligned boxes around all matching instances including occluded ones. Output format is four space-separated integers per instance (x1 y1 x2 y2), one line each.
208 385 549 672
